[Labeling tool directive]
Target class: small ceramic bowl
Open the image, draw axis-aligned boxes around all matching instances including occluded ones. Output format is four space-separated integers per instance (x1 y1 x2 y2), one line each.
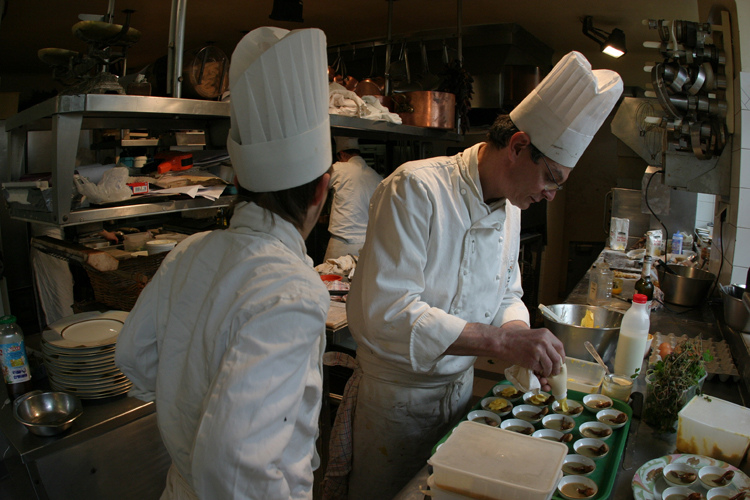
513 404 548 423
533 429 565 442
481 397 513 417
500 418 535 435
524 391 552 406
583 394 614 413
467 410 502 427
706 487 736 500
573 438 609 461
662 486 697 500
562 455 596 477
492 384 523 402
578 421 614 441
551 400 584 417
597 409 628 429
699 466 735 489
542 414 576 433
663 463 699 487
558 475 598 500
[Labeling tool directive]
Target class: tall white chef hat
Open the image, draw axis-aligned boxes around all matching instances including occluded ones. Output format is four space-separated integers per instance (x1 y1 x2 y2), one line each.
227 27 331 192
335 136 359 153
509 51 623 168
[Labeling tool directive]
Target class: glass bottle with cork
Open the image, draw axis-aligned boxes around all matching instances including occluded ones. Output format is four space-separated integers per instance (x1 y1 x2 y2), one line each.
634 255 655 311
0 315 33 400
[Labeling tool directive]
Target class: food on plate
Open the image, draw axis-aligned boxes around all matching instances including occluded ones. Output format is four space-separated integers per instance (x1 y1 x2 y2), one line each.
669 471 698 484
584 426 612 438
517 407 547 422
562 463 595 475
646 467 663 482
578 443 609 458
546 417 574 431
484 398 511 413
659 342 674 358
685 494 703 500
581 310 595 328
614 270 640 279
527 393 548 405
595 400 612 409
599 411 627 425
499 386 520 398
702 470 735 487
559 482 596 498
559 433 574 443
728 492 747 500
471 416 499 427
505 424 533 435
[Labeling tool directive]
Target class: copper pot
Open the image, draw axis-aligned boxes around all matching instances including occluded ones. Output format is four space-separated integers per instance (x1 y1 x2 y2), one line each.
395 91 455 129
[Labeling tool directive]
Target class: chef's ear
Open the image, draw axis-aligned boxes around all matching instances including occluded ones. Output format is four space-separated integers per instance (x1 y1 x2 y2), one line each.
508 132 532 160
312 172 331 207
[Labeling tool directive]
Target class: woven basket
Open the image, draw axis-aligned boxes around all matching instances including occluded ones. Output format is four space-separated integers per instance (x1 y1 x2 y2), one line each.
85 253 167 311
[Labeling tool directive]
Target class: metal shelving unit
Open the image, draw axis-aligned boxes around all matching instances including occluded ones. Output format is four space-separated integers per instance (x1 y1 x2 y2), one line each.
4 94 462 227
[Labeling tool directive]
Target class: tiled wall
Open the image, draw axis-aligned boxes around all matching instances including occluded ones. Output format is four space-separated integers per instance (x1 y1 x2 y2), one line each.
709 71 750 286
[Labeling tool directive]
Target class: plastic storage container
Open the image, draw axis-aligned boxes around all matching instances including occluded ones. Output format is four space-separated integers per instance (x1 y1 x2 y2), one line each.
565 357 606 393
677 395 750 467
428 421 568 500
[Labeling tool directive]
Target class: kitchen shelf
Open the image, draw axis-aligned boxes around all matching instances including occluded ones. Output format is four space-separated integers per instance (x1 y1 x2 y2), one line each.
5 94 461 227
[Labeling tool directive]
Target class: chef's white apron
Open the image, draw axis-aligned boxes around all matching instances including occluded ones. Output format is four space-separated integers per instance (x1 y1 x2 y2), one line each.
347 351 473 500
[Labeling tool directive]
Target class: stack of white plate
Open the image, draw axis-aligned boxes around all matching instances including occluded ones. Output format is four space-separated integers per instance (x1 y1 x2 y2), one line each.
42 310 132 399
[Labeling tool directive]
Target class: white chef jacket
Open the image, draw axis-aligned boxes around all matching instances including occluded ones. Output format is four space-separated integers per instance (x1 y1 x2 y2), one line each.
345 142 530 500
115 201 330 500
327 156 382 246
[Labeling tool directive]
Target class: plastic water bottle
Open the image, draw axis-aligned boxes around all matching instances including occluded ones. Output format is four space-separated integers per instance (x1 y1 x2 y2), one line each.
613 294 651 379
0 315 33 400
672 233 683 255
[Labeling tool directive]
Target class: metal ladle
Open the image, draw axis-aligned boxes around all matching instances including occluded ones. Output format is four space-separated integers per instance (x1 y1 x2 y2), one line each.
585 341 610 375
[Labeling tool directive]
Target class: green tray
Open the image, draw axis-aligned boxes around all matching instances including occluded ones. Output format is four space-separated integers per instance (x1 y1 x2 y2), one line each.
432 381 632 500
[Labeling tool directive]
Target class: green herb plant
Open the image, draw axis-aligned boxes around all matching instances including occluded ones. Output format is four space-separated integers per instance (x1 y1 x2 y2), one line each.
642 338 713 434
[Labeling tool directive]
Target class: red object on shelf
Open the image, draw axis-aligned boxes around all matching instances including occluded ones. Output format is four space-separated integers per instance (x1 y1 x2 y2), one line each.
320 274 342 282
155 151 193 174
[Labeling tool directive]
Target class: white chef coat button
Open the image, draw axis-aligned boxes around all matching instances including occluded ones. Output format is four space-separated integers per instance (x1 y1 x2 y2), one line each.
454 308 461 314
463 270 468 275
485 312 491 318
461 189 467 195
496 275 501 280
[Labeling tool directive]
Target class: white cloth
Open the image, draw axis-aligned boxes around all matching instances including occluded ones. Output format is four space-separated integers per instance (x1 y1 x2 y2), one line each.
115 201 330 500
504 364 541 393
30 225 73 326
510 51 622 168
328 83 402 124
227 28 331 192
326 156 382 251
345 142 529 498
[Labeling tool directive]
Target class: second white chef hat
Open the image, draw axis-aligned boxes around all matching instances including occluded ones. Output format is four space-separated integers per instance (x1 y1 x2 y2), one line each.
227 27 331 192
335 136 359 153
509 51 623 168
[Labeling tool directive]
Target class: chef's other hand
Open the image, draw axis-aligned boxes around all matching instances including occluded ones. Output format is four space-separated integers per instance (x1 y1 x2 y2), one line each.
536 376 551 394
500 326 565 378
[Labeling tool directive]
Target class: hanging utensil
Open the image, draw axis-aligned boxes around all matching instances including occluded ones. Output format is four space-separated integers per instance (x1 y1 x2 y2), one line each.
416 40 440 91
356 45 384 97
394 46 422 93
585 341 610 375
388 42 408 85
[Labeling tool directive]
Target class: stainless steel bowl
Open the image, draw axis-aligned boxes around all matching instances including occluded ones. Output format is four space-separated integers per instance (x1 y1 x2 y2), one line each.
721 284 750 332
658 265 715 307
542 304 623 363
13 390 83 436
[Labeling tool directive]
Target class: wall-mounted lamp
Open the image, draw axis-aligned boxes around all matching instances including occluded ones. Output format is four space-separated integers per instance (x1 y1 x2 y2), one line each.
582 16 627 58
269 0 303 23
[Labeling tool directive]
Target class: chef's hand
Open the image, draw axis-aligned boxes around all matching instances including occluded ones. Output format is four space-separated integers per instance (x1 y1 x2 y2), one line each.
496 321 566 378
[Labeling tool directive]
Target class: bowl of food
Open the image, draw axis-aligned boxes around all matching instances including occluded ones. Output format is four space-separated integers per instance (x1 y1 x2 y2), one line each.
513 404 548 423
662 486 697 500
500 418 534 435
523 391 552 406
699 466 735 489
481 397 513 417
558 475 598 499
582 394 613 413
533 429 571 443
492 384 523 402
551 400 584 417
707 487 736 500
663 463 698 487
573 438 609 461
467 410 501 427
562 455 596 476
597 409 628 429
542 304 623 362
578 421 613 441
542 414 575 433
13 390 83 437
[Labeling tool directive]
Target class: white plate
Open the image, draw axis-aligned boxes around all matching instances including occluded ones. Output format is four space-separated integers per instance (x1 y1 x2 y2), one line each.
45 363 122 376
48 372 129 387
50 378 132 393
42 341 116 355
49 381 131 399
47 370 126 383
43 311 128 348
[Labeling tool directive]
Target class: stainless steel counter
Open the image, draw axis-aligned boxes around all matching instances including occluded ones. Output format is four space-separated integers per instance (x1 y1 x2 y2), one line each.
393 255 749 500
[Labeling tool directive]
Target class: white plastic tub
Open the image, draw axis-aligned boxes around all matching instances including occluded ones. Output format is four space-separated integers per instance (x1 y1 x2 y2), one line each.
566 357 605 394
677 395 750 466
428 421 568 500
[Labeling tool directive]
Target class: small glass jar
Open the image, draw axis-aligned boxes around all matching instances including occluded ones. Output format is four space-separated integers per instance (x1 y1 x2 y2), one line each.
601 373 633 402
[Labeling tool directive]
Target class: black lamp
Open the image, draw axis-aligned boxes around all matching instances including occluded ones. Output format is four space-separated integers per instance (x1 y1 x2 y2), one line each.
582 16 627 58
269 0 304 23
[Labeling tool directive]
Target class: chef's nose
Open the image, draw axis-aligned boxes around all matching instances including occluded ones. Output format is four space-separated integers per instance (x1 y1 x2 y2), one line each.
543 189 557 201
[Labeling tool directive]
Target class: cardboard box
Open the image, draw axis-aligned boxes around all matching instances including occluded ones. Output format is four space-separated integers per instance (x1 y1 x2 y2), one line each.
677 395 750 466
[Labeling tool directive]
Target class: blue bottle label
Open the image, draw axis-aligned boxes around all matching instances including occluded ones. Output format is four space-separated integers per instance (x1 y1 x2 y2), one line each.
0 342 32 384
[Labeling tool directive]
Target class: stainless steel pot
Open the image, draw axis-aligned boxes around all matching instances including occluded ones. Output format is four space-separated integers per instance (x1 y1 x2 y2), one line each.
657 265 715 307
720 284 750 332
541 304 623 363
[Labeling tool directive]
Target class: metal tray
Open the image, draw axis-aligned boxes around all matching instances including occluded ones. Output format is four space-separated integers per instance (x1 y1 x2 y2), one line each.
432 381 633 500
